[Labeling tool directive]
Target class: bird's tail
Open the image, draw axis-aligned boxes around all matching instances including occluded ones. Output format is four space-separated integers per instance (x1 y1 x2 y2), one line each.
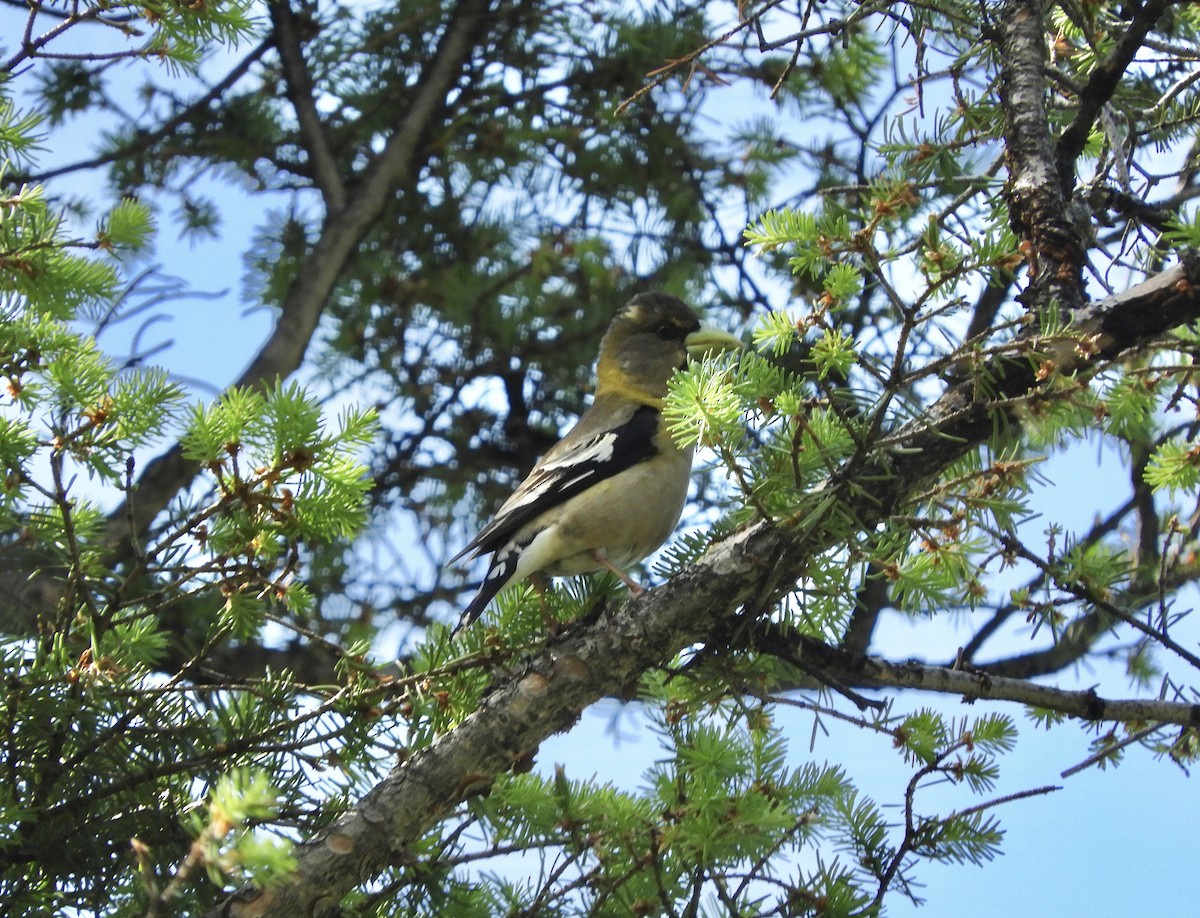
451 557 515 635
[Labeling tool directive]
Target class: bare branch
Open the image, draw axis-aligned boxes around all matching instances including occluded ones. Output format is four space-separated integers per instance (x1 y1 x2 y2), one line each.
785 632 1200 727
268 1 347 213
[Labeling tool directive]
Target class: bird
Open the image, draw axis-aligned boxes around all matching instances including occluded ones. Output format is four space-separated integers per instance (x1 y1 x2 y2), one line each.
449 291 743 633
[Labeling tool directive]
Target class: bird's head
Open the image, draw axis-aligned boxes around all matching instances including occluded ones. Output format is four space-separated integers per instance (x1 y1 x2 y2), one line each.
596 292 743 404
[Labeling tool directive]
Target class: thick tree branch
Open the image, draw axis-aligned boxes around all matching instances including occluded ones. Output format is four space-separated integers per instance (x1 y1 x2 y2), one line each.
210 254 1200 916
996 0 1084 311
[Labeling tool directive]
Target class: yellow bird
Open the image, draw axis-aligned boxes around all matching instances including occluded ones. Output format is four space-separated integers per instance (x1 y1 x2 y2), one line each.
451 292 742 632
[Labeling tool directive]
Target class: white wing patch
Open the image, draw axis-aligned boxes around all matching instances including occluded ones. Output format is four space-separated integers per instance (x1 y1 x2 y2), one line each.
539 431 618 471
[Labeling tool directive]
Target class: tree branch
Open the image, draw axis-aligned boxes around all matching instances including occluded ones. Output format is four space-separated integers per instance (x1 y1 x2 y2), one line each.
268 0 347 214
1056 0 1174 182
996 0 1085 312
5 40 271 186
784 633 1200 727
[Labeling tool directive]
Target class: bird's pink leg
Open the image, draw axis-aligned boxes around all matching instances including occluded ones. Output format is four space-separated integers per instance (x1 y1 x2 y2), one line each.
588 549 646 596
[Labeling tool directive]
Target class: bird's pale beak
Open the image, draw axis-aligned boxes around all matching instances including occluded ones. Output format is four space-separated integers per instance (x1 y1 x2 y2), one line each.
685 324 743 360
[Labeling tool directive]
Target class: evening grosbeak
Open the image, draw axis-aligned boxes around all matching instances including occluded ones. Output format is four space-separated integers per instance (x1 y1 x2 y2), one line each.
450 292 743 633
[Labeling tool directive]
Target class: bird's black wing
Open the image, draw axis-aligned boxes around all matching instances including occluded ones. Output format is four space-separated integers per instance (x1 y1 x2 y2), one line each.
452 404 662 561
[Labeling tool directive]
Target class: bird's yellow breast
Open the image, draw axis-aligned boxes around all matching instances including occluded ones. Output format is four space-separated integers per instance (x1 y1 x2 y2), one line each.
533 443 693 576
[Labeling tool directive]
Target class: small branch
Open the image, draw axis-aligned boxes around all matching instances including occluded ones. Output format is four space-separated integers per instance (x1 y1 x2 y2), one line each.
787 633 1200 728
970 520 1200 675
1056 0 1175 183
948 783 1062 822
615 11 764 115
268 1 347 213
9 41 271 187
2 4 103 73
873 745 952 908
1060 723 1165 778
873 736 1059 911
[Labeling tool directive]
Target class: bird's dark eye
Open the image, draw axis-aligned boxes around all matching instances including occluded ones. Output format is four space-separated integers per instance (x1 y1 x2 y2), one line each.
655 322 680 340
